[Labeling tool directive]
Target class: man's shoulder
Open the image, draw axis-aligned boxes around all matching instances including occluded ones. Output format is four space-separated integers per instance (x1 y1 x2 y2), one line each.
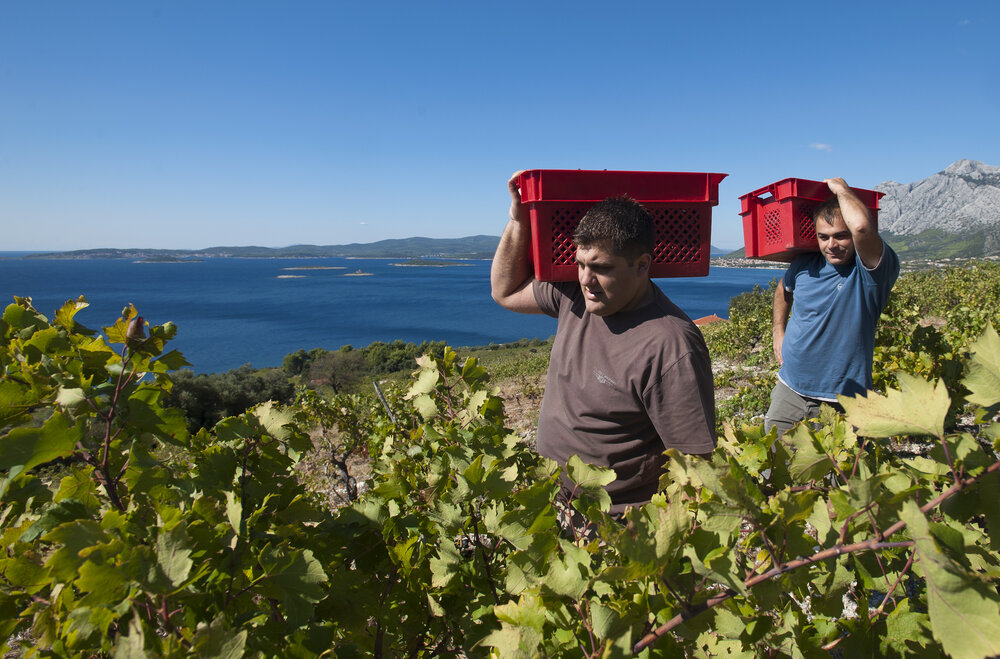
641 291 707 348
534 280 582 317
789 252 825 273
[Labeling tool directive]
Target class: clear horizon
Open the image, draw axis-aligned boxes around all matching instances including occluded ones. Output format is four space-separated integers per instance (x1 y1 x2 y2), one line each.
2 1 996 252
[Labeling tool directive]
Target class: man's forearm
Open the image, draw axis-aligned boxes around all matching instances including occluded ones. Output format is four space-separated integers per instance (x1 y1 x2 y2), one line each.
490 217 533 303
491 172 542 313
825 177 883 268
772 282 791 363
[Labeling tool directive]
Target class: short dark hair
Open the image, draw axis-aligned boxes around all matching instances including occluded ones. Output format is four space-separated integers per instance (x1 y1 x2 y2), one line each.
813 196 841 226
573 196 656 262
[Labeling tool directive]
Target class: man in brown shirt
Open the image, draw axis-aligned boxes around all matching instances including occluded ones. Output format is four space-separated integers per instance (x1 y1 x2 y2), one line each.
491 172 717 515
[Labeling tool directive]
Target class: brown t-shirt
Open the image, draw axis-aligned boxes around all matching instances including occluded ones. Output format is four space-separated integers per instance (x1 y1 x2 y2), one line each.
533 280 716 514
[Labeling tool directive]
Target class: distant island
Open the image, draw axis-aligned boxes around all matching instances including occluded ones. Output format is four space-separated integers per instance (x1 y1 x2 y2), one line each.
390 258 473 267
133 256 204 263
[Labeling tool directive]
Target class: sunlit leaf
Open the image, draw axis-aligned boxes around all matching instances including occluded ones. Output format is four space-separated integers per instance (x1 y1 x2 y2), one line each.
407 357 439 398
53 296 90 331
565 455 615 492
786 425 833 482
493 591 546 629
543 542 589 599
55 386 87 409
840 373 950 438
412 393 438 419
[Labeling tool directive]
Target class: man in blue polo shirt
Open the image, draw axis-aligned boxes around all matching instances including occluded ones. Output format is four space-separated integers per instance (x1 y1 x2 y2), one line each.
764 177 900 435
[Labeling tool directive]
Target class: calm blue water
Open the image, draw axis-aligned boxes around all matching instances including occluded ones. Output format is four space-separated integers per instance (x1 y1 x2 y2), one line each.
0 254 783 373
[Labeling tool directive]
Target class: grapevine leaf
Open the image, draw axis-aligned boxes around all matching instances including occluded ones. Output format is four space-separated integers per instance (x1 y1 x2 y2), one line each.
76 561 127 599
963 323 1000 409
0 380 35 427
20 499 91 544
505 547 544 595
480 625 543 658
192 615 248 659
41 520 104 582
881 599 931 656
407 357 439 398
565 455 615 490
53 295 90 331
839 373 949 439
493 591 546 629
980 470 1000 551
252 401 296 444
590 600 617 640
0 556 46 592
24 326 70 356
786 425 832 482
151 349 190 371
900 501 1000 659
807 496 832 545
156 524 194 588
55 386 86 409
430 541 461 589
259 547 327 627
463 454 485 487
111 615 149 659
543 541 590 599
412 394 438 419
465 388 489 416
698 500 742 536
0 412 83 483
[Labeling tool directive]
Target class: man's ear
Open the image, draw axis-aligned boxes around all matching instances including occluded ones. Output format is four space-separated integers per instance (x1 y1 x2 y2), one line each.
635 253 652 275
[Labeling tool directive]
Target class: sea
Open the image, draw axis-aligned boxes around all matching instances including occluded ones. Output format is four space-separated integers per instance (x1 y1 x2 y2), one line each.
0 253 784 374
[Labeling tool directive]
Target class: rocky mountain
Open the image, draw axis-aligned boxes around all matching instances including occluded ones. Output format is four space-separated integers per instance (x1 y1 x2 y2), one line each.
876 159 1000 258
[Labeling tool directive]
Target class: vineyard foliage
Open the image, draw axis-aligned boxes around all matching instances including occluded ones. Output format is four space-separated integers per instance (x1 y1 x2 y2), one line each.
1 261 1000 657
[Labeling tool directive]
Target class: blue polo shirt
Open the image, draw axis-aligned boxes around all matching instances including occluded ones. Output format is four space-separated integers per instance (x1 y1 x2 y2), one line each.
778 244 899 400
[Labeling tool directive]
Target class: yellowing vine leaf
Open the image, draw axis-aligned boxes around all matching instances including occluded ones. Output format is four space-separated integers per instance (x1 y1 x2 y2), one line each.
839 373 949 439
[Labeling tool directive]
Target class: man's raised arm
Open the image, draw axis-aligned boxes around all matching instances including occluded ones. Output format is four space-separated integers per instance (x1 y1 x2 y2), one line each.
491 171 543 314
825 177 884 269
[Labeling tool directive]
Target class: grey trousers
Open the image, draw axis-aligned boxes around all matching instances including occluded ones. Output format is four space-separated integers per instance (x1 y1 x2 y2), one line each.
764 380 841 435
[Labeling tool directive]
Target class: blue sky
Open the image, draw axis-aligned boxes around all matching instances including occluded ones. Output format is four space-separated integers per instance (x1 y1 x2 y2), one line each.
1 1 996 251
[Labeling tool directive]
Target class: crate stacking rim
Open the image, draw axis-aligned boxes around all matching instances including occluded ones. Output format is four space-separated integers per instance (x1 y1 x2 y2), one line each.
739 178 884 262
517 169 728 281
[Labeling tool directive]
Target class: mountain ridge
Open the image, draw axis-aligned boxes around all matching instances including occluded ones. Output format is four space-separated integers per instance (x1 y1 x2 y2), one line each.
23 238 736 260
876 159 1000 258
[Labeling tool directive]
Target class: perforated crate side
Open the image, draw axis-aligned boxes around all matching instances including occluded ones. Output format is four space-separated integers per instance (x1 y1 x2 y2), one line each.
648 204 708 265
529 201 710 281
793 199 819 244
763 204 784 248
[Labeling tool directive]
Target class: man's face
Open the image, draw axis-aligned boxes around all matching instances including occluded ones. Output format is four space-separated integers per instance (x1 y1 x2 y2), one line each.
816 210 856 266
575 241 651 316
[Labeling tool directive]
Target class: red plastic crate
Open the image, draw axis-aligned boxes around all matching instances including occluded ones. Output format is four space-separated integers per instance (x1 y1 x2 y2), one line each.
739 178 884 262
517 169 728 281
